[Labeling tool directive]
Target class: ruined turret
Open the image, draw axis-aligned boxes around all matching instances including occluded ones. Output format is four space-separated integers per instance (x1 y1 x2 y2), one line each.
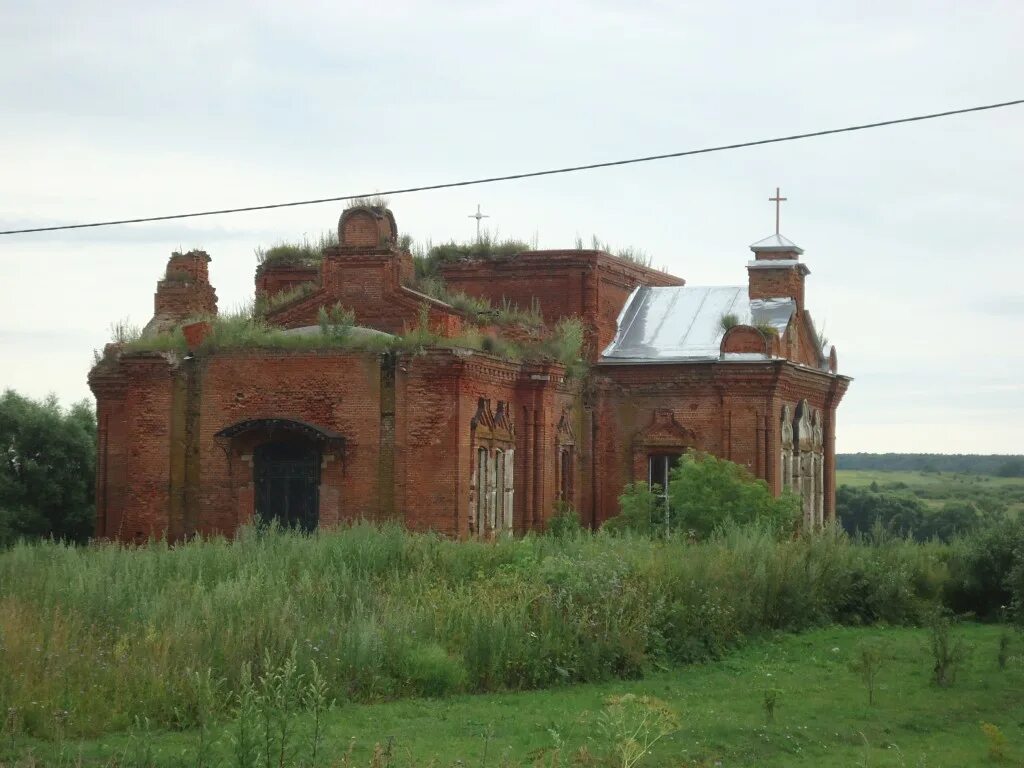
144 250 218 334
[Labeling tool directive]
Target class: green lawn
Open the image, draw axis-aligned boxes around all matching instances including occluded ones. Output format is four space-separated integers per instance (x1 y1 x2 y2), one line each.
837 469 1024 516
7 624 1023 767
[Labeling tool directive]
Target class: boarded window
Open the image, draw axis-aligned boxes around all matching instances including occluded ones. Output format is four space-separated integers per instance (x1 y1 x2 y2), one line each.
475 447 488 535
558 447 574 505
493 449 504 532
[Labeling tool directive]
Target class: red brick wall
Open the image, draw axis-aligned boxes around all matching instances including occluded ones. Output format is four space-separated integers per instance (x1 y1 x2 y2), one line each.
255 264 320 298
721 326 770 355
192 351 384 535
440 251 683 359
747 264 805 309
265 249 461 337
153 251 217 322
592 361 847 525
395 351 579 537
90 353 176 541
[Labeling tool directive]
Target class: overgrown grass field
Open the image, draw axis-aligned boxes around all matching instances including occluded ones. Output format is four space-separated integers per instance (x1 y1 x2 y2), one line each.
6 624 1022 767
1 523 1021 766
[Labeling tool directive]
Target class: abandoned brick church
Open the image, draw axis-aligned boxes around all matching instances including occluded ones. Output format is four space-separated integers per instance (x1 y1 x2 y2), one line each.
89 202 850 542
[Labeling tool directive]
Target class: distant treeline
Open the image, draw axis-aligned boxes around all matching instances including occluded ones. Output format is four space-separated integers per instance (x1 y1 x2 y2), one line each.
838 453 1024 477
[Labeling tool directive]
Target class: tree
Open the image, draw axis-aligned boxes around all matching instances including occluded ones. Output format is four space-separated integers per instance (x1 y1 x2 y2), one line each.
836 486 928 539
0 390 96 545
836 487 985 543
996 459 1024 478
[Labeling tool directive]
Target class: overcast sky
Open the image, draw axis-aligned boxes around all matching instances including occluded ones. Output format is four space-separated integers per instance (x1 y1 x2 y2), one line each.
1 0 1021 453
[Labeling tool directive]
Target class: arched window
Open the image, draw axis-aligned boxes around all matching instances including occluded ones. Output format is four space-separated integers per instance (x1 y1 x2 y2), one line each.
470 399 515 537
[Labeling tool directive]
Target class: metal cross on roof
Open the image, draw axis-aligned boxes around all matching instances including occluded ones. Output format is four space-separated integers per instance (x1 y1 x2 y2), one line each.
468 204 489 241
769 187 787 235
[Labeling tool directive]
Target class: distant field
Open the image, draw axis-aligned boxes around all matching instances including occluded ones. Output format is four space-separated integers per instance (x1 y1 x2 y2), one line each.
837 469 1024 516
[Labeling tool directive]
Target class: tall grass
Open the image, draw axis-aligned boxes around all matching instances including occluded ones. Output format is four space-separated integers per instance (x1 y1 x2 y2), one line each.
0 524 950 738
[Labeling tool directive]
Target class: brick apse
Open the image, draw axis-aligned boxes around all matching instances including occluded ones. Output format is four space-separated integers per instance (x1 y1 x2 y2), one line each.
89 204 850 541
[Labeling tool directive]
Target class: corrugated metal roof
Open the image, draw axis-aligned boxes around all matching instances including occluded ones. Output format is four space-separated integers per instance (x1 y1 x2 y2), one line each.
600 286 795 363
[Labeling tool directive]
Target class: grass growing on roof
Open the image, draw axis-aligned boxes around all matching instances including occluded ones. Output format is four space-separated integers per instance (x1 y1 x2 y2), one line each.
720 312 740 332
413 275 544 328
255 231 338 269
576 234 654 267
255 281 320 315
102 304 583 367
410 233 534 280
345 194 390 210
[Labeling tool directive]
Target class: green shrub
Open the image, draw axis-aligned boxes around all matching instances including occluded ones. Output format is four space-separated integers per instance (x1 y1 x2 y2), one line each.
1010 537 1024 628
606 482 661 536
667 451 801 539
928 615 970 687
849 638 890 705
546 503 583 538
608 454 800 541
945 517 1024 619
317 302 356 340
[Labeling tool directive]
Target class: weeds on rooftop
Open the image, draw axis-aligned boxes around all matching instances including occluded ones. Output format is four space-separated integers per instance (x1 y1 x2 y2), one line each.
414 275 544 328
256 282 320 316
576 234 654 268
719 313 739 333
255 231 338 270
345 195 390 210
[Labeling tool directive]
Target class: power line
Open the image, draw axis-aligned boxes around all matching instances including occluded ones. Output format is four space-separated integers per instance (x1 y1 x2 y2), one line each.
2 98 1022 237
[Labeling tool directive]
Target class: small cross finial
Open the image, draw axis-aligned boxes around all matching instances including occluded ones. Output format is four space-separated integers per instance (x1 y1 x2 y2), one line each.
468 204 489 241
769 187 787 235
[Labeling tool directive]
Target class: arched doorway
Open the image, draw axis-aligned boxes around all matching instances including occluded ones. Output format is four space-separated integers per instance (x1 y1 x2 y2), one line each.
253 440 321 532
215 418 345 535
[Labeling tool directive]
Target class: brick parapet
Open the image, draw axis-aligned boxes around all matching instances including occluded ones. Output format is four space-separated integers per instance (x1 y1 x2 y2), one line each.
440 250 683 361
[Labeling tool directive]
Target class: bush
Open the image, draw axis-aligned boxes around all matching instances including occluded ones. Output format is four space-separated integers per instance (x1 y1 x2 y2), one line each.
944 517 1024 619
608 453 800 539
668 451 801 538
546 502 583 538
606 482 661 536
928 615 970 687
